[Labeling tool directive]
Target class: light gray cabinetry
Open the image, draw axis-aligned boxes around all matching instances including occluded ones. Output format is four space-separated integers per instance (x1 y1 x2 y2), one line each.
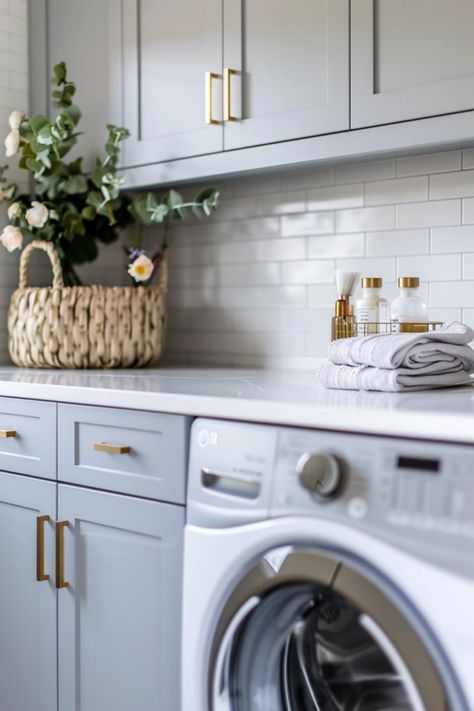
0 396 187 711
0 472 57 711
0 397 56 479
223 0 349 149
122 0 223 167
351 0 474 128
57 484 184 711
35 0 122 170
58 404 190 502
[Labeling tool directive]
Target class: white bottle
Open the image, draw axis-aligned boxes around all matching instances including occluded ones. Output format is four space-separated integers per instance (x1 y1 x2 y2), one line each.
391 277 428 330
355 277 390 333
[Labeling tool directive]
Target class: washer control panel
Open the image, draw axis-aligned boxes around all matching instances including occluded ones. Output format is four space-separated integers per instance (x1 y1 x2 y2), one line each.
271 426 474 572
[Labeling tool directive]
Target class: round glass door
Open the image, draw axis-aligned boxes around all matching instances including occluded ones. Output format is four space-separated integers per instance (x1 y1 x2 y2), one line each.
210 547 455 711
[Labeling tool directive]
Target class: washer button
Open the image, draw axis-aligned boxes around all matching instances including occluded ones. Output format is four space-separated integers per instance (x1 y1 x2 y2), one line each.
347 497 368 519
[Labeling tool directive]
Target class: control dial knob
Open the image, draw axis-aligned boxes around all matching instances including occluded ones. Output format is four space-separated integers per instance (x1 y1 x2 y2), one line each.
296 452 342 499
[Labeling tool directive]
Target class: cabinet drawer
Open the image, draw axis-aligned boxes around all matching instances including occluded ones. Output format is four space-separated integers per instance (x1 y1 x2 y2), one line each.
58 405 190 503
0 397 56 479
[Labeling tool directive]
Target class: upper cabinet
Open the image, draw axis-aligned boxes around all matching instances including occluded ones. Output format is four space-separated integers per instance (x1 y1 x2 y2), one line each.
351 0 474 128
31 0 474 184
122 0 349 166
122 0 223 167
222 0 349 150
45 0 123 170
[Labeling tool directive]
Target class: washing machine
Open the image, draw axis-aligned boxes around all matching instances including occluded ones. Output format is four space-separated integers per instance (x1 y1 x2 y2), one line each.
182 418 474 711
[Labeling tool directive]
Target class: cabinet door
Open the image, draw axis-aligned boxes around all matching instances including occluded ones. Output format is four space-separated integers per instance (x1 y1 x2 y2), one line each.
223 0 349 150
351 0 474 128
0 472 56 711
57 485 184 711
46 0 123 170
122 0 223 167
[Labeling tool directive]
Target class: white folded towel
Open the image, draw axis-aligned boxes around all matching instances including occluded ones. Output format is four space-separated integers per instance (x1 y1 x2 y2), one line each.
319 322 474 392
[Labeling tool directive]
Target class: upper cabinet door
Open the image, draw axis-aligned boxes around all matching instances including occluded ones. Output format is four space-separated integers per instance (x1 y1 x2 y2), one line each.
351 0 474 128
46 0 123 171
122 0 223 167
222 0 349 150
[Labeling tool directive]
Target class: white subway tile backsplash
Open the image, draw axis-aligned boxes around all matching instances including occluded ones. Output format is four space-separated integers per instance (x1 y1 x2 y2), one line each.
397 254 461 282
336 205 395 233
281 211 334 236
257 190 305 217
462 198 474 224
396 200 460 228
430 282 474 309
308 284 339 307
255 238 306 262
462 149 474 170
307 183 363 211
162 148 474 367
365 176 428 205
366 229 429 256
282 260 334 285
233 216 280 240
308 233 364 258
429 170 474 200
335 159 396 184
431 225 474 253
397 151 461 177
335 257 396 283
463 254 474 280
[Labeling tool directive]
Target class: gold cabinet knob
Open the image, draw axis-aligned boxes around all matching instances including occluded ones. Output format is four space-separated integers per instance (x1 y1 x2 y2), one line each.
0 429 16 438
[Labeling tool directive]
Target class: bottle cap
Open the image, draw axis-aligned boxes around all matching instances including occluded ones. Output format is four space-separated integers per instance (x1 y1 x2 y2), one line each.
335 298 348 317
398 277 419 288
361 277 383 288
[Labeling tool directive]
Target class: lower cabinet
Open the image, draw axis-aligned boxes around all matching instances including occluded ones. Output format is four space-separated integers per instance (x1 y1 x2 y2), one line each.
0 474 184 711
57 485 184 711
0 472 57 711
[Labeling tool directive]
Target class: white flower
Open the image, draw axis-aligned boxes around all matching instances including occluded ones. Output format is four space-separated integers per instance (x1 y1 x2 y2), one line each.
8 111 23 131
128 254 154 282
4 129 20 157
26 201 49 229
7 202 21 220
0 225 23 252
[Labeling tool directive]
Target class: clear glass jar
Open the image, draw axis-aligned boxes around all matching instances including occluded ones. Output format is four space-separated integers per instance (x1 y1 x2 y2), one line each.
391 277 428 327
355 277 390 333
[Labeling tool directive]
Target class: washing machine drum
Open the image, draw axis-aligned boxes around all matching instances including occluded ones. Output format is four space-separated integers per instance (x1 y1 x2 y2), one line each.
210 547 454 711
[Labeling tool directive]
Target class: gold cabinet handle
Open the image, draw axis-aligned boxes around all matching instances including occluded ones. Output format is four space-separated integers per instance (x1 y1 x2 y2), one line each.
205 71 221 125
93 442 131 454
55 520 69 589
36 515 50 582
0 429 16 438
223 67 237 122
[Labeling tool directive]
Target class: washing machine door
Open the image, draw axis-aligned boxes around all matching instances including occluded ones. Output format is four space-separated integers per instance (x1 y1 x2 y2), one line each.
210 547 452 711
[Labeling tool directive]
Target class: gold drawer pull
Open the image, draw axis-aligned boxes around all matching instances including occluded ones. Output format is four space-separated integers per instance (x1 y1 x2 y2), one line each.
205 71 220 125
0 429 16 438
93 442 131 455
55 520 69 589
36 515 50 582
223 67 237 121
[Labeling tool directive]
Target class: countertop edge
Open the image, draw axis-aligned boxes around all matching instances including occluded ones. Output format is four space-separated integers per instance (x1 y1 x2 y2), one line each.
0 379 472 445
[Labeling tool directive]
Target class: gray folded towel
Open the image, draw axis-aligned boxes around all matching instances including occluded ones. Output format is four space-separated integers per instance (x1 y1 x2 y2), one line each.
319 322 474 392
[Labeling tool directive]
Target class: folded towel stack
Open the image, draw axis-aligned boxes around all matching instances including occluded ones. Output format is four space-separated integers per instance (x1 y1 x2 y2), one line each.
318 322 474 392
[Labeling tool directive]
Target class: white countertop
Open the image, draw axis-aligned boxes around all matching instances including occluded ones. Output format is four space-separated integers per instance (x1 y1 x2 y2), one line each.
0 366 473 444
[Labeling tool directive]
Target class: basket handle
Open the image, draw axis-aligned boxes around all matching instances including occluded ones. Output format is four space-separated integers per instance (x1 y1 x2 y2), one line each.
18 240 64 289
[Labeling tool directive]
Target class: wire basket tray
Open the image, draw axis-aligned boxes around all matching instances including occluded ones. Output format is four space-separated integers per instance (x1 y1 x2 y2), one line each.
331 320 443 341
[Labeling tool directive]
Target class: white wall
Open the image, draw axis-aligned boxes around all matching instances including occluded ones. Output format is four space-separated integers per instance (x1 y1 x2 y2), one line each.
0 0 28 363
162 150 474 368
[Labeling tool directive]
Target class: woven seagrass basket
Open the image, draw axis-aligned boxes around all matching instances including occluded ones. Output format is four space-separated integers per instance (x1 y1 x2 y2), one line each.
8 240 167 369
